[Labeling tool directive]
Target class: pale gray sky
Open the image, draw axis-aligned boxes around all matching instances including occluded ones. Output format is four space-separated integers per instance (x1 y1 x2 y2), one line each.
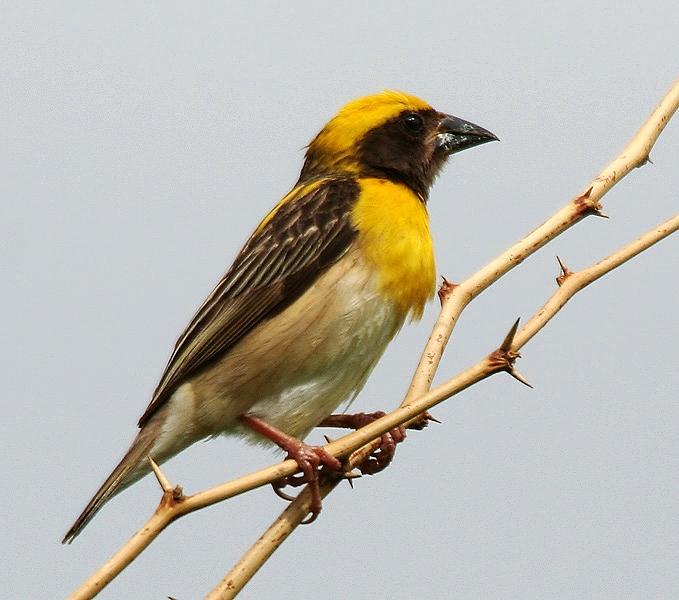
3 2 679 599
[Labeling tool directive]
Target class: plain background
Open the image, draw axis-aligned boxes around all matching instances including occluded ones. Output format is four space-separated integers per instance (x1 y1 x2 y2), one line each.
3 3 679 598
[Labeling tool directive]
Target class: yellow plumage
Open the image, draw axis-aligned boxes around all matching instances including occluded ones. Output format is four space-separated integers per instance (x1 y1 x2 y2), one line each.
352 177 435 320
307 91 434 174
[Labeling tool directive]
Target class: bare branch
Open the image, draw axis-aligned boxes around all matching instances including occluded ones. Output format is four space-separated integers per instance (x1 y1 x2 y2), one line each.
514 211 679 352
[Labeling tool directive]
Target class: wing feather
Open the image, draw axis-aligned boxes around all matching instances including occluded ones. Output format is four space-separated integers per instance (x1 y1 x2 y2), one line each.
138 177 360 426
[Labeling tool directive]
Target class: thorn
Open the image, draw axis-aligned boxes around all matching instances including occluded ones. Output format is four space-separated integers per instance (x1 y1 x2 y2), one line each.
637 154 653 167
574 186 605 217
555 256 573 286
323 435 335 444
344 470 361 489
574 186 593 207
500 318 520 352
509 368 533 388
437 276 457 305
593 210 610 219
424 411 441 424
488 320 522 375
406 411 439 430
148 455 174 494
556 255 570 275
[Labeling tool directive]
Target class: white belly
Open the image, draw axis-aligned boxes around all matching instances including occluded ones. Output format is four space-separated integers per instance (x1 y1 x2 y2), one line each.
158 244 405 450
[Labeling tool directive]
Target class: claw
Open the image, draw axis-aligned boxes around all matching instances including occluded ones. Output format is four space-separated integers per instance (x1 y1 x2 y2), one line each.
271 481 297 502
239 413 342 522
320 411 407 476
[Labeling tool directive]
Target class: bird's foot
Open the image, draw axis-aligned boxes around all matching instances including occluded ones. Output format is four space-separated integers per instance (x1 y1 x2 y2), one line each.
320 411 416 475
238 413 342 523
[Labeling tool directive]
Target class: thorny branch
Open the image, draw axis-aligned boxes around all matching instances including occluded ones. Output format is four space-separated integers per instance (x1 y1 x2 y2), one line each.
67 76 679 600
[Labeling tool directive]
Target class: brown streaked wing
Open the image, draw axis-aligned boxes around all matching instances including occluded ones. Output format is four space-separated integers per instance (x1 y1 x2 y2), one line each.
138 176 360 427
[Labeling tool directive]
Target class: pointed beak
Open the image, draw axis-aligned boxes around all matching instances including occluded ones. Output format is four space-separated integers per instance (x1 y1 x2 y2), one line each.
434 114 499 155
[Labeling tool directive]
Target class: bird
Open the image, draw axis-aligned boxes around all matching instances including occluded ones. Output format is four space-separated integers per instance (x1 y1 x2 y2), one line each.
63 90 497 543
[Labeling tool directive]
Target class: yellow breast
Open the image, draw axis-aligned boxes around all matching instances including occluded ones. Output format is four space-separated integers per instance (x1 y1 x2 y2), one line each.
350 178 436 320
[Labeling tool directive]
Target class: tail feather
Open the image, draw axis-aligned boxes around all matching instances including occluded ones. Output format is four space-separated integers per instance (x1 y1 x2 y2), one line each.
62 425 158 544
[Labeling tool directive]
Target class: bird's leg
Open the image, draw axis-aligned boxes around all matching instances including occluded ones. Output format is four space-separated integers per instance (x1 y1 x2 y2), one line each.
319 411 411 475
238 413 342 522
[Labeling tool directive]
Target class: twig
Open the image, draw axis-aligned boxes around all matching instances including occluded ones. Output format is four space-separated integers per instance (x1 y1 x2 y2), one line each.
514 211 679 351
404 75 679 402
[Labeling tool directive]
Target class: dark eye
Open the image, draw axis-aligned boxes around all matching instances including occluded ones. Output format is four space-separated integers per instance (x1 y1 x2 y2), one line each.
403 112 424 133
